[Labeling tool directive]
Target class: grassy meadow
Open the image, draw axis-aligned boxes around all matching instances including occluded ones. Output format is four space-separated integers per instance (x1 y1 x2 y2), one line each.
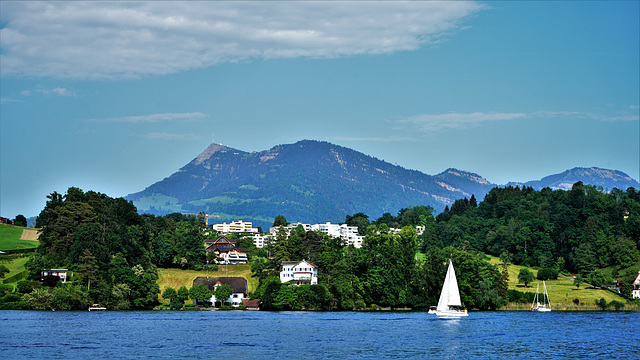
157 264 258 295
0 224 39 252
486 255 637 310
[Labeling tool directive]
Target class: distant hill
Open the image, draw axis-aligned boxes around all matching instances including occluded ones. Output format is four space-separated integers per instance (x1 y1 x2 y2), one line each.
126 140 493 228
508 167 640 191
126 140 639 229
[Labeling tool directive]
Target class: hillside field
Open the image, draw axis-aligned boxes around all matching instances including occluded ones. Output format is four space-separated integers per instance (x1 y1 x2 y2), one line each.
486 255 636 310
0 224 39 251
157 264 258 296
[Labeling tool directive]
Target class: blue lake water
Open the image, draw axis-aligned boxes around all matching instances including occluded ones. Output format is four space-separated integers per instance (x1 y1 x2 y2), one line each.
1 310 639 359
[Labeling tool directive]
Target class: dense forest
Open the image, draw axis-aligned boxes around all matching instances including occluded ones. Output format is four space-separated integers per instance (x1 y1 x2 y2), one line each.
10 187 217 310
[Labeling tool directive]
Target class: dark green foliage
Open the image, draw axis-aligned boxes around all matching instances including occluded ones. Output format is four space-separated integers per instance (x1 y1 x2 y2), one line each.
13 214 27 227
518 268 535 287
507 289 535 304
189 284 212 302
586 269 611 288
0 265 9 278
429 184 640 273
273 215 289 227
536 268 558 281
24 187 164 310
213 284 234 306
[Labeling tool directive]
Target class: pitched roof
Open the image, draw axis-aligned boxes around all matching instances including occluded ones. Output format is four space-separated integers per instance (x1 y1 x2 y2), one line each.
241 298 261 307
193 276 248 294
633 271 640 286
281 259 318 268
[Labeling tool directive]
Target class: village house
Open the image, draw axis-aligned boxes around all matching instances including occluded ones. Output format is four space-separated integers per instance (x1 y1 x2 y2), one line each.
41 269 68 283
632 270 640 299
280 260 318 285
192 276 248 307
205 236 248 264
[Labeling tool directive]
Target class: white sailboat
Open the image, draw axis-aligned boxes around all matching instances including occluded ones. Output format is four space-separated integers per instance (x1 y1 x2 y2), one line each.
531 281 552 312
435 260 468 318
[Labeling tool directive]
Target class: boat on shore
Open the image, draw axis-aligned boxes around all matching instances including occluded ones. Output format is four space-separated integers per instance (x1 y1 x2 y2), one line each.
532 281 552 312
88 304 106 311
435 260 468 318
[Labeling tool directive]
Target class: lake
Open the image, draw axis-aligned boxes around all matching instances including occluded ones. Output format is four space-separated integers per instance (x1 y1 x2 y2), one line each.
1 310 638 359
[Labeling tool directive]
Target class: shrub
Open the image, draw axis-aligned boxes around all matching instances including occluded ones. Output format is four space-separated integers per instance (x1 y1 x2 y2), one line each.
609 300 625 311
537 268 559 281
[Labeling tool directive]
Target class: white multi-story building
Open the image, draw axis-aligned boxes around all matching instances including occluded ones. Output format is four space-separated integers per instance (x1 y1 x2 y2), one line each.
252 233 273 248
280 260 318 285
212 220 258 234
269 222 364 248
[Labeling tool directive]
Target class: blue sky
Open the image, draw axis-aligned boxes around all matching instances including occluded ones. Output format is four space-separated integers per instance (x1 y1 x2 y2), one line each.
1 1 638 219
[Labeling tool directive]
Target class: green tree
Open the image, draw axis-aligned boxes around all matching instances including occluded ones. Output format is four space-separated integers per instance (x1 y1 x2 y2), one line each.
13 214 27 227
273 215 289 227
573 274 583 290
517 268 534 288
162 287 177 300
475 278 501 310
586 269 611 289
78 249 99 289
177 286 190 302
0 265 9 279
189 284 212 303
345 213 370 236
213 284 234 306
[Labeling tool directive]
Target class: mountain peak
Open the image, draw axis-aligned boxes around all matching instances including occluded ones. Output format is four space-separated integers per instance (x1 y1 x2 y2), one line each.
194 143 228 165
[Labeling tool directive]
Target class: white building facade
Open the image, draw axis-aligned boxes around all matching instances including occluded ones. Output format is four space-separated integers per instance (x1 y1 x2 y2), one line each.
212 220 258 234
280 260 318 285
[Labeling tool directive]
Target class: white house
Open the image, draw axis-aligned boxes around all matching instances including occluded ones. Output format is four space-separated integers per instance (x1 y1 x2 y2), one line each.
280 260 318 285
632 270 640 299
192 276 248 307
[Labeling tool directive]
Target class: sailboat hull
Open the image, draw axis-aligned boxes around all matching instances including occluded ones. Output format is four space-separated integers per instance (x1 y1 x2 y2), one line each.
436 310 469 318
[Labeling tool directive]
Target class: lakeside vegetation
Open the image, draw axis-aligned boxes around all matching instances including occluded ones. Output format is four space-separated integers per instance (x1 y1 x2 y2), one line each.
1 183 639 311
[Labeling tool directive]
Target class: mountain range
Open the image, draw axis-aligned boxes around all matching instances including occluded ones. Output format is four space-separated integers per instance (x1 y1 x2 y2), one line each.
125 140 639 229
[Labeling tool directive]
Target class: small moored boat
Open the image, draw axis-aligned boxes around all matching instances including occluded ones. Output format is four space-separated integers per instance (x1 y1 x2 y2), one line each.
88 304 106 311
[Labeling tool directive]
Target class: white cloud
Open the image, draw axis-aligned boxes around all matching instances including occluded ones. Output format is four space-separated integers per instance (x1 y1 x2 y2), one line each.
35 86 76 97
0 1 484 79
89 112 208 123
400 108 640 132
400 112 528 131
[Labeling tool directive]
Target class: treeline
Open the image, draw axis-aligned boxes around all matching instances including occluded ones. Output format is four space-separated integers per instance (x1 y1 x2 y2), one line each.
421 183 640 294
15 187 222 310
252 224 503 311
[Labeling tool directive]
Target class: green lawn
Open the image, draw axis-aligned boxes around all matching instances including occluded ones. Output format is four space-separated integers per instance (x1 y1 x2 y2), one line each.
0 256 29 282
0 224 39 251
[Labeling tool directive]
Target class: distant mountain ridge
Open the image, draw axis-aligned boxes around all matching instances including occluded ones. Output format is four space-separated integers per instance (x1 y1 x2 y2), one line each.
508 167 639 191
126 140 639 229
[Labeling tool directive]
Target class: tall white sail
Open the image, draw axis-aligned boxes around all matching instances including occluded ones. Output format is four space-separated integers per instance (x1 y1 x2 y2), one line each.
436 260 463 312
